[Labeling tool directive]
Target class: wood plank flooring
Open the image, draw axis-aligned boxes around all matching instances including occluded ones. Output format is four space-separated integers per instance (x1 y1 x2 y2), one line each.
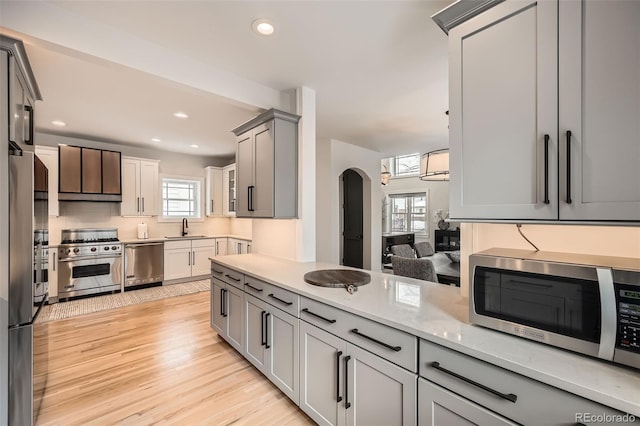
36 291 314 425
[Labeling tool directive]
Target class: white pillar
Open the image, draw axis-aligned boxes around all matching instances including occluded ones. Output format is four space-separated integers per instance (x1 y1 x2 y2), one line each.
296 86 316 262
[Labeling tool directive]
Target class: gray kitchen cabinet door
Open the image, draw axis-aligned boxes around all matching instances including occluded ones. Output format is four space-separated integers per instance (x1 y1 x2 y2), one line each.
345 343 417 426
299 321 348 426
225 284 244 353
448 0 558 221
236 131 253 217
211 278 225 335
252 123 275 217
418 378 516 426
244 293 267 373
266 305 299 404
558 0 640 221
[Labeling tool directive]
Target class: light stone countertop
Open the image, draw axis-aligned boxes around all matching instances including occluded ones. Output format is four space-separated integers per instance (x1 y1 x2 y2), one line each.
210 253 640 416
120 234 252 244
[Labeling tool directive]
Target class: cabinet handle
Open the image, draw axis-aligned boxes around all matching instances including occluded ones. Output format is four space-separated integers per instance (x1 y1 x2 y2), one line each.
344 355 352 409
336 351 343 403
543 134 550 204
301 308 336 324
142 197 145 213
268 293 293 306
137 197 140 213
225 274 241 282
53 253 56 271
566 130 572 204
430 361 518 403
220 288 226 317
187 251 191 266
247 244 251 254
216 241 219 256
265 313 271 349
350 328 401 352
261 311 267 346
245 283 263 293
248 185 255 212
211 199 214 214
192 251 195 266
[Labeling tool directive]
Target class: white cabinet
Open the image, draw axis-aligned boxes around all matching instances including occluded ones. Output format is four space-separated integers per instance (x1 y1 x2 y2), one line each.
121 157 159 216
164 238 215 282
299 321 417 426
34 146 59 216
448 0 640 222
211 277 243 353
222 164 236 216
205 166 223 217
214 238 228 257
232 109 300 219
228 238 251 255
244 293 299 403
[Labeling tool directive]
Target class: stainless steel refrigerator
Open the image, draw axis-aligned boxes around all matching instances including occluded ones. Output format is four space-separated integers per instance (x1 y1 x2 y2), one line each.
2 35 46 426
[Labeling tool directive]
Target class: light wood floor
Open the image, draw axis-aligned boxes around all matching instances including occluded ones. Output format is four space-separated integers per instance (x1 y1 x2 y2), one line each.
36 291 314 425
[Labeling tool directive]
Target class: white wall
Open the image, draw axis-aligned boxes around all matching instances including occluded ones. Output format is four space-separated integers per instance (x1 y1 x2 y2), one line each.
316 139 382 271
459 223 640 296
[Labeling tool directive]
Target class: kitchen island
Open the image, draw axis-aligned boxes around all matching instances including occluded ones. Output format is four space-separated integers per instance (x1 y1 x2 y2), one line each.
210 254 640 424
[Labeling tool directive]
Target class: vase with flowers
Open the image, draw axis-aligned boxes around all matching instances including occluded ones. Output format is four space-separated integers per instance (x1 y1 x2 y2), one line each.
433 209 450 230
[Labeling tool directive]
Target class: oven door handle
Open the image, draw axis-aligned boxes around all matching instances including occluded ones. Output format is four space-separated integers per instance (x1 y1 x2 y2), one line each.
58 255 121 262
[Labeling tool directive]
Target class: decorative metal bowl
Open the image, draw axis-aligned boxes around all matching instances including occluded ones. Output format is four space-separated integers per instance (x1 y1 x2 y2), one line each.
444 251 461 263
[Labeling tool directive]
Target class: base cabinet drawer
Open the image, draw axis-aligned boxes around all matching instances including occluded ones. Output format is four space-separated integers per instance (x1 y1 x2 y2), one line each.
418 378 516 426
419 339 637 425
211 262 244 289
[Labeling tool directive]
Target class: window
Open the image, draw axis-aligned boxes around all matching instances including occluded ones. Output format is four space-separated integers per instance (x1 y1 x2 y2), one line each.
392 153 420 177
161 177 202 219
389 192 427 234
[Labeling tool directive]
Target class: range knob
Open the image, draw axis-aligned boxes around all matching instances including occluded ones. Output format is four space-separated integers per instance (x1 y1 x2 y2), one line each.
111 246 118 251
90 247 97 252
73 248 80 254
104 246 110 251
64 249 71 255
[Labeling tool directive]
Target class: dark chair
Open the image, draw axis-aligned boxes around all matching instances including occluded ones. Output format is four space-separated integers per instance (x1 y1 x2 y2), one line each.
391 256 438 283
389 244 415 258
414 241 434 258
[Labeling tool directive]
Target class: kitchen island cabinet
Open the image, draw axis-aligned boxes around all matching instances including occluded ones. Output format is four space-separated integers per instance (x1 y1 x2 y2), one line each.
210 254 640 422
211 277 243 353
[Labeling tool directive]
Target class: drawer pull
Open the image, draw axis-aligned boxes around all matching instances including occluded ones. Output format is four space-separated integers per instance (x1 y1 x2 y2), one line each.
225 274 241 282
350 329 401 352
302 308 336 324
430 361 518 403
246 283 263 293
268 293 293 306
212 268 224 274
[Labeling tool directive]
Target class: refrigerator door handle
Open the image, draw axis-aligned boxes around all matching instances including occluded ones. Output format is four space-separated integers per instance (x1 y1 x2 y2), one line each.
9 294 48 329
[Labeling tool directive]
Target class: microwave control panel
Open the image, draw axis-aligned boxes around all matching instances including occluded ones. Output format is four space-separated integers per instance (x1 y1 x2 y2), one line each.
616 285 640 354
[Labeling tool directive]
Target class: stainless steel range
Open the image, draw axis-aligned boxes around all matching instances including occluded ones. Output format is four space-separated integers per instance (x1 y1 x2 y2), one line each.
57 228 122 300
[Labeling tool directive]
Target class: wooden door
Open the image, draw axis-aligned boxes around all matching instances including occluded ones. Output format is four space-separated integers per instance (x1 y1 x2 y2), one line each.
81 148 102 193
342 169 363 268
253 122 275 217
266 306 299 404
210 279 225 334
101 150 121 195
58 145 82 193
244 294 267 372
559 0 640 221
448 0 557 220
225 284 244 352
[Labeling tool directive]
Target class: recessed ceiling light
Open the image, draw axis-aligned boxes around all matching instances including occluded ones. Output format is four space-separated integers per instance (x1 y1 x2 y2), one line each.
51 120 66 127
252 19 275 36
151 138 161 142
173 112 189 119
190 144 199 148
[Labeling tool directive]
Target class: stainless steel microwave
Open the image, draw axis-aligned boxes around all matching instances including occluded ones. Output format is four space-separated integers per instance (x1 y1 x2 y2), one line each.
470 248 640 369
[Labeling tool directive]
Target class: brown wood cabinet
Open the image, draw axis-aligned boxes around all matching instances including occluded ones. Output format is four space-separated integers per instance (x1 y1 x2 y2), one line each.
58 145 122 201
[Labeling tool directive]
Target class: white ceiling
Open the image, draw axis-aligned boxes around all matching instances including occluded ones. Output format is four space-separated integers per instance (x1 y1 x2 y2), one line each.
0 0 452 158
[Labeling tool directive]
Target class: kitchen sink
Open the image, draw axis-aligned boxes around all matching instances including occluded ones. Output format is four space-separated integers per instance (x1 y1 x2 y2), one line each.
164 235 207 239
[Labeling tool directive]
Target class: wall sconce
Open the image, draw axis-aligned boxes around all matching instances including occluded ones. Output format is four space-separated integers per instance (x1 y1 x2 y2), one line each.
420 148 449 181
381 165 391 185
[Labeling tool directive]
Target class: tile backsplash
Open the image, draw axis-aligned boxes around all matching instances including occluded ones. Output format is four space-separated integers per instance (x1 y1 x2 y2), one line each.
48 202 234 244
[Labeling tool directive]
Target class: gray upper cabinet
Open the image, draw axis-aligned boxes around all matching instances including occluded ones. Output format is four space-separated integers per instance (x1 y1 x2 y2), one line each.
232 108 300 219
447 0 640 223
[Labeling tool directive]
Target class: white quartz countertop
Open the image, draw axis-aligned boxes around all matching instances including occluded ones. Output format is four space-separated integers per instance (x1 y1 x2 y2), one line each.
210 253 640 416
120 234 252 244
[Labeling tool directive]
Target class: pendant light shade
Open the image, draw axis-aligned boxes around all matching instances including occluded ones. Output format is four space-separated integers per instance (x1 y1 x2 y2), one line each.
420 148 449 181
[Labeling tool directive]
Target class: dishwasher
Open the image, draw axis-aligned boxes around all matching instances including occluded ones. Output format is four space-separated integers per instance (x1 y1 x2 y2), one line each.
124 242 164 288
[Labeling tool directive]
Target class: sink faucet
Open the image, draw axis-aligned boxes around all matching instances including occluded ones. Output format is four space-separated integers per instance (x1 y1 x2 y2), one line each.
181 218 189 236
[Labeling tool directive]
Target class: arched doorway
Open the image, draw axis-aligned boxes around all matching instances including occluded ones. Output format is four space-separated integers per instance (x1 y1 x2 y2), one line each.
342 169 363 268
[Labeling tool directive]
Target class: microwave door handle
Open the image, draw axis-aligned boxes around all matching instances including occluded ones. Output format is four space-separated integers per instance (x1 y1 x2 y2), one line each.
596 268 616 361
